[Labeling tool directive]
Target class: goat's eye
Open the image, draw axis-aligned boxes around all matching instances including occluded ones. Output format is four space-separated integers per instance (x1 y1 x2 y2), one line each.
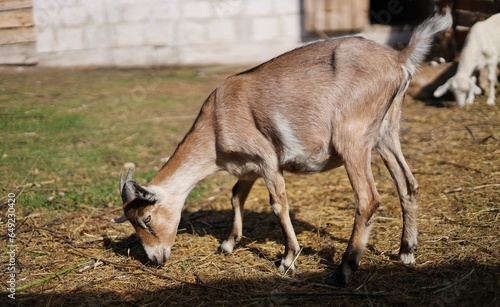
143 215 151 224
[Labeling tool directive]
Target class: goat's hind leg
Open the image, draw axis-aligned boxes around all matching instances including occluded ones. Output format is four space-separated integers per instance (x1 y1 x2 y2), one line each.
264 170 300 273
376 130 419 265
325 148 380 287
219 179 256 254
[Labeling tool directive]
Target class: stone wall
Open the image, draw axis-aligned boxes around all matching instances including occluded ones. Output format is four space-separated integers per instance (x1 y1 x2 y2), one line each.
33 0 301 67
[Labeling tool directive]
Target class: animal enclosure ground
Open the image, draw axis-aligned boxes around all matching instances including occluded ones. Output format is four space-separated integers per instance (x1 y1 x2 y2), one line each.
0 66 499 306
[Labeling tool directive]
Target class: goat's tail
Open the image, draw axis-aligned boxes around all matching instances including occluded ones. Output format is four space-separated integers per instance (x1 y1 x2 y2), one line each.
401 7 452 76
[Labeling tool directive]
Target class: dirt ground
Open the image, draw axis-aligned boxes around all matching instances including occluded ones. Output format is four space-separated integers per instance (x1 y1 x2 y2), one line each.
1 67 499 306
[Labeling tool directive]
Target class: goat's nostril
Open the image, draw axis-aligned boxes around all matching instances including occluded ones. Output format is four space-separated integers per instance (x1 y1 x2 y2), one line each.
152 252 166 266
152 255 159 264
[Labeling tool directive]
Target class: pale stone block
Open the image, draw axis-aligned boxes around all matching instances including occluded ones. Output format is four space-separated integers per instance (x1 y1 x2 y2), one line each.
60 5 88 27
35 27 56 53
236 18 252 40
244 0 273 17
34 0 62 13
183 0 213 19
105 2 122 24
178 39 297 65
208 19 237 42
110 46 156 66
280 15 300 40
273 0 300 15
85 1 107 25
83 25 111 49
105 0 153 23
56 27 84 51
121 3 154 22
212 0 243 18
252 17 280 41
152 45 179 65
111 46 178 67
177 20 207 45
145 21 176 45
154 0 180 20
112 22 147 46
60 0 84 6
38 49 111 67
33 0 62 28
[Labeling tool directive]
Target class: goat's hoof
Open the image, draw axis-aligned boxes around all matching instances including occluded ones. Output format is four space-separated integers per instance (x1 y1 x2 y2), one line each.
218 241 234 254
324 268 348 287
278 260 296 273
399 252 416 265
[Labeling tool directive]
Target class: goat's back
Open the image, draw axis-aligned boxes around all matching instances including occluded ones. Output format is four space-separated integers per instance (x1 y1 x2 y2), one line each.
216 37 404 122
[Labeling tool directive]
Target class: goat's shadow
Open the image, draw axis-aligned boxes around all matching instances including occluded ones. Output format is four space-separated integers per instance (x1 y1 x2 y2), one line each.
421 95 458 108
104 208 348 267
411 61 458 108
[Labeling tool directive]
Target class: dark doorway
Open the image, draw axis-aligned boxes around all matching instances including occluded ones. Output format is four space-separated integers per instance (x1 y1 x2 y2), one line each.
370 0 434 25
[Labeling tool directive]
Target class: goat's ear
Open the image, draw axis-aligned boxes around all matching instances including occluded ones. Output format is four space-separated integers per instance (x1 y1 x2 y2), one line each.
131 181 157 203
434 79 451 97
469 77 482 95
122 181 157 204
120 169 157 204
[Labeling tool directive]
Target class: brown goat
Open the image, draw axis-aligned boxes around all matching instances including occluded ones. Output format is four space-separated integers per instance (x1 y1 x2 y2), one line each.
113 11 452 286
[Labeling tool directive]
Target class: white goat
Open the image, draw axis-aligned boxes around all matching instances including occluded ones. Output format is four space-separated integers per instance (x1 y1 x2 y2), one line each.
112 12 452 287
434 13 500 106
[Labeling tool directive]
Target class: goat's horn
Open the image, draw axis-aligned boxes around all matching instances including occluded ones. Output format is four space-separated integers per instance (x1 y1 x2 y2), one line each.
120 168 136 203
121 180 137 204
126 168 133 181
111 215 127 223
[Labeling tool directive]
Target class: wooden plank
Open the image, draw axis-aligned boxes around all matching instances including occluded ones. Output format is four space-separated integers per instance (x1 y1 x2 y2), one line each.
454 0 499 14
0 26 35 45
0 0 32 12
0 41 37 64
352 0 368 29
303 0 315 32
455 9 491 27
0 7 33 28
304 0 369 33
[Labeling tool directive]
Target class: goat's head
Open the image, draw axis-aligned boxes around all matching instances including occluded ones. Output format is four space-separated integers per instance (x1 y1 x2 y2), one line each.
434 75 481 107
112 169 180 265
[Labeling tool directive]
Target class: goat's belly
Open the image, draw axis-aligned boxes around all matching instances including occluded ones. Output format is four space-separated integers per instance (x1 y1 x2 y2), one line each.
281 154 343 173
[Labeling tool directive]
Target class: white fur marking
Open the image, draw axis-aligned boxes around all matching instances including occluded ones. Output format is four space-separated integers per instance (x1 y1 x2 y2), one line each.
272 203 282 216
145 185 167 202
274 113 304 164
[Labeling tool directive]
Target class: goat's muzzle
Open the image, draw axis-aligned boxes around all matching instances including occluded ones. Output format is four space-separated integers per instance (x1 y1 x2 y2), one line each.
143 244 171 265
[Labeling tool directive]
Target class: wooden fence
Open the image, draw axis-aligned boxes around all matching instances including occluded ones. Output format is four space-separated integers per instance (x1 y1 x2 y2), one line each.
0 0 37 65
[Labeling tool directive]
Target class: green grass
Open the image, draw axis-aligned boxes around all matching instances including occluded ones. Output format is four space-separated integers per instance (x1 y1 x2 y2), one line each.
0 67 223 210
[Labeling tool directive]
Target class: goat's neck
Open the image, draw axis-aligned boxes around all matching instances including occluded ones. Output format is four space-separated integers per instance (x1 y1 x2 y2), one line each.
148 101 218 202
456 42 480 77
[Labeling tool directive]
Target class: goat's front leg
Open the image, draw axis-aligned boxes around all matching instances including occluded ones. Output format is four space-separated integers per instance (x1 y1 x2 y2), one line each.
264 170 300 273
486 61 497 105
219 179 256 254
325 149 380 287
